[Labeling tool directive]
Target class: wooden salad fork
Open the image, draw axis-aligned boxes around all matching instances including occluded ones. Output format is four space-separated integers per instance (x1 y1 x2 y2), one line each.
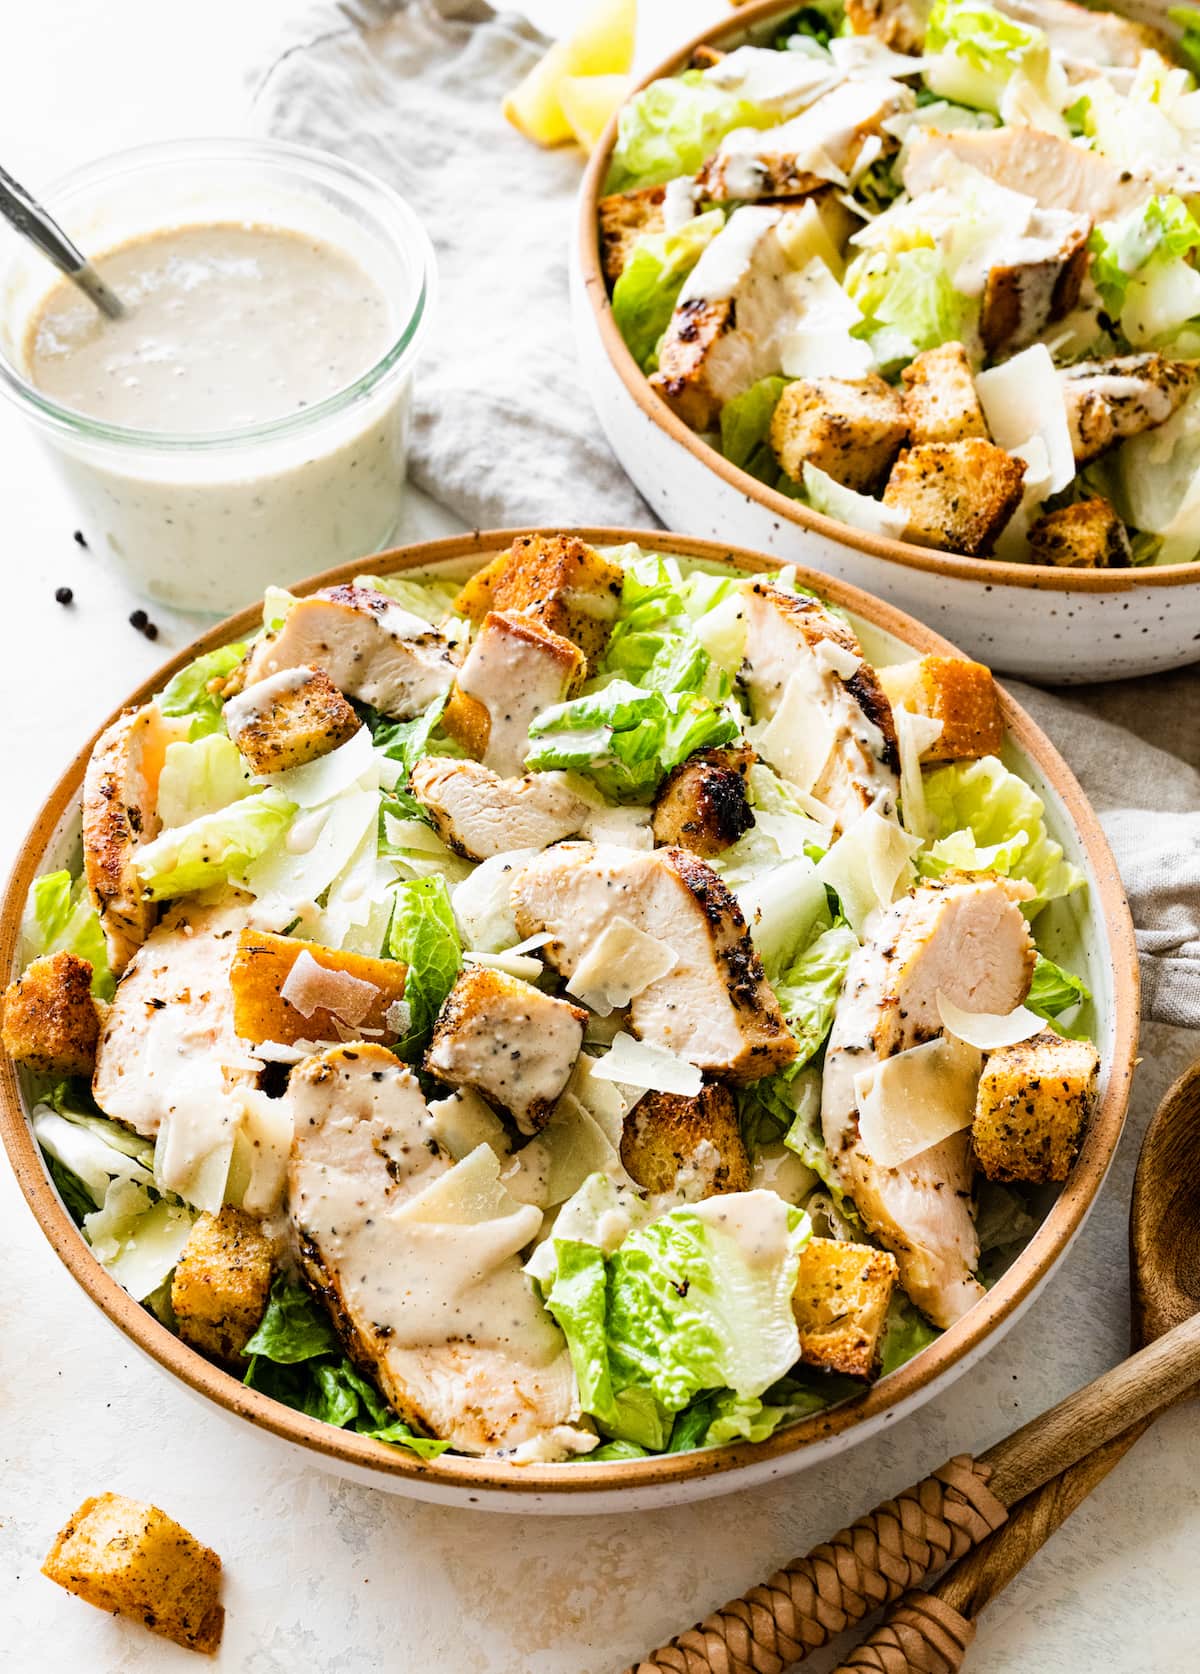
625 1060 1200 1674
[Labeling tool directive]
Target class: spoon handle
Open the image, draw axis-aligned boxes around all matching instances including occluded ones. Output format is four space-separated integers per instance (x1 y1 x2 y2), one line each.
0 164 124 318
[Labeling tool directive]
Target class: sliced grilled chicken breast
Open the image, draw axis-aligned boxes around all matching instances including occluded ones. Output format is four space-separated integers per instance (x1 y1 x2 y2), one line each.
409 758 598 860
242 585 456 720
822 875 1036 1326
443 611 586 778
288 1044 588 1457
902 129 1156 221
995 0 1167 68
741 583 899 830
92 895 256 1136
83 704 185 976
511 842 796 1082
1060 355 1199 464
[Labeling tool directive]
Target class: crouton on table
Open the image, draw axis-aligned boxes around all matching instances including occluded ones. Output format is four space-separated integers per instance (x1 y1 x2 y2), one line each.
652 745 755 858
170 1206 274 1361
793 1236 900 1378
442 610 587 776
901 343 989 446
619 1083 751 1197
425 965 586 1135
1028 498 1133 568
1 951 101 1076
223 665 360 775
454 534 624 669
597 185 667 286
42 1492 223 1653
877 655 1004 762
882 439 1026 556
229 929 409 1047
770 374 909 492
973 1031 1100 1182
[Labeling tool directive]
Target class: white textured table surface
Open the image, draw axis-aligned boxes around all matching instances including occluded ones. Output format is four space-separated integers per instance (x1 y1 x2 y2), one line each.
1 5 1197 1671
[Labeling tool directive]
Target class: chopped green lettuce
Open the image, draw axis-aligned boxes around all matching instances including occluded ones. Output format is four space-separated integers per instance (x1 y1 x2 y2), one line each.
920 756 1084 912
846 246 969 365
613 210 725 371
1090 195 1200 346
1026 953 1091 1020
719 377 800 494
353 573 461 623
159 643 247 740
1169 5 1200 76
878 1294 940 1376
22 869 113 999
923 0 1051 113
600 554 732 699
774 920 860 1067
386 875 462 1056
606 72 777 193
135 788 296 900
671 1372 859 1449
156 734 252 829
83 1182 196 1301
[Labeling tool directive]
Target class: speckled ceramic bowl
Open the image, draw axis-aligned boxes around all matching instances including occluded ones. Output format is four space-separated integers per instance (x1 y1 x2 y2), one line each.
0 529 1138 1513
572 0 1200 684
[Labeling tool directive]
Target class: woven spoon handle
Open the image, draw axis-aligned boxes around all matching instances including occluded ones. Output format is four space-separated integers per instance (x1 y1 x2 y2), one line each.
622 1456 1008 1674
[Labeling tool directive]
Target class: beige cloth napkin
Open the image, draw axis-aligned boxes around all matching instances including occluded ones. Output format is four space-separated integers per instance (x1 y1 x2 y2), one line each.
252 0 1200 1028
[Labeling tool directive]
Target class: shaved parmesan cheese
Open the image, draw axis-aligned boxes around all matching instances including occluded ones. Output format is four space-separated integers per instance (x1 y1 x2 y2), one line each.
813 638 862 680
936 991 1043 1050
464 948 545 981
817 805 920 934
894 707 944 840
248 1038 324 1064
233 1087 294 1215
976 345 1075 496
385 998 412 1035
452 848 541 952
510 931 554 956
279 949 379 1024
383 815 455 855
240 784 377 907
779 261 875 379
829 34 927 79
590 1032 703 1096
776 200 848 279
266 724 374 808
567 918 678 1016
854 1035 982 1167
755 673 835 795
803 463 910 540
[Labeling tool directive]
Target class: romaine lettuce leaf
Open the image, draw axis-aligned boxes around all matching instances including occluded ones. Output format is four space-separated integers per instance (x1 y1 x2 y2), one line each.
353 573 461 623
1090 195 1200 345
719 376 801 494
22 869 113 999
156 734 252 829
846 246 969 365
923 0 1051 113
159 643 247 740
386 875 462 1056
774 920 860 1066
878 1293 940 1375
600 554 734 697
1026 952 1091 1020
672 1371 858 1449
370 691 458 774
135 788 296 900
83 1181 196 1301
1169 4 1200 76
920 756 1084 912
606 72 777 193
613 210 725 371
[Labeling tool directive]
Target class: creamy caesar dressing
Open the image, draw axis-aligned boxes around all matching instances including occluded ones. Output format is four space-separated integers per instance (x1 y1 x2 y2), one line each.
457 624 572 777
703 45 837 113
26 223 393 433
692 1189 795 1270
680 207 783 305
224 666 318 734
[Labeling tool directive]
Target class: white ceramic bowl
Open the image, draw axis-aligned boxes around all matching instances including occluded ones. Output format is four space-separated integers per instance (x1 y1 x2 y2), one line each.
0 529 1138 1513
572 0 1200 684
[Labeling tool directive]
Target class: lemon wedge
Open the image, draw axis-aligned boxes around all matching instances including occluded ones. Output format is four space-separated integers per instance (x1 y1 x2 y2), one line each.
559 74 633 150
503 0 637 149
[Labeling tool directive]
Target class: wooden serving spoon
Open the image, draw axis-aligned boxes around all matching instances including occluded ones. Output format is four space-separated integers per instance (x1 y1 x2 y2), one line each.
829 1057 1200 1674
625 1061 1200 1674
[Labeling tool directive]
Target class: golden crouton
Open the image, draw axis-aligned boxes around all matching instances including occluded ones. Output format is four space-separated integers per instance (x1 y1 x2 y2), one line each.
1 951 101 1076
229 929 409 1047
1028 498 1133 569
426 966 587 1135
598 184 667 286
171 1207 273 1361
900 343 989 446
619 1083 751 1196
42 1492 223 1653
442 611 588 769
224 665 360 775
882 439 1026 556
770 374 909 493
980 219 1089 357
877 655 1004 763
844 0 928 53
973 1031 1100 1183
652 745 755 858
453 535 624 669
793 1237 899 1378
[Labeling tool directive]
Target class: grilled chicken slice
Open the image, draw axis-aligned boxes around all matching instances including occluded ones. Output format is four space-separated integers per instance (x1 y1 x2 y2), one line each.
741 583 899 830
92 896 256 1137
511 842 796 1082
241 585 456 721
698 78 914 202
994 0 1168 68
845 0 929 53
651 746 755 858
978 210 1090 357
650 207 798 431
902 129 1156 222
821 875 1036 1326
83 703 185 976
409 758 599 860
288 1044 588 1458
1060 355 1199 464
442 611 586 778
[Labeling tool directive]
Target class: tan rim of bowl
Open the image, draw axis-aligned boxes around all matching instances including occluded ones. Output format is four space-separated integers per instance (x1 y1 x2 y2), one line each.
578 0 1199 596
0 528 1140 1498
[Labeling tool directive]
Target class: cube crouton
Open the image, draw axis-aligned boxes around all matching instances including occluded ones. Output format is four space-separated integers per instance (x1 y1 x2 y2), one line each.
442 611 588 776
1027 498 1133 569
453 535 625 669
882 439 1026 556
229 929 409 1047
770 374 909 492
900 343 989 446
619 1083 752 1197
877 656 1004 762
793 1237 899 1378
223 665 360 775
973 1031 1100 1183
597 185 667 286
170 1206 274 1361
425 966 587 1134
1 951 101 1076
652 745 755 858
42 1492 223 1653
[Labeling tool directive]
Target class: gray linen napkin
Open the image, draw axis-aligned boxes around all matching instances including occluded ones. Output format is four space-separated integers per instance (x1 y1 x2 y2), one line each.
252 0 1200 1028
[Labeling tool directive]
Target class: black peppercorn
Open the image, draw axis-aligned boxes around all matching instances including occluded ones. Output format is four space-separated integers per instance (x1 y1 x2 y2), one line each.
54 586 73 605
129 609 148 630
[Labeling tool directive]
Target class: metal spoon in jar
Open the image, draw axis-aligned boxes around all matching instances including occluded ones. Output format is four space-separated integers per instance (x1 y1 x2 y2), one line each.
0 162 124 319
